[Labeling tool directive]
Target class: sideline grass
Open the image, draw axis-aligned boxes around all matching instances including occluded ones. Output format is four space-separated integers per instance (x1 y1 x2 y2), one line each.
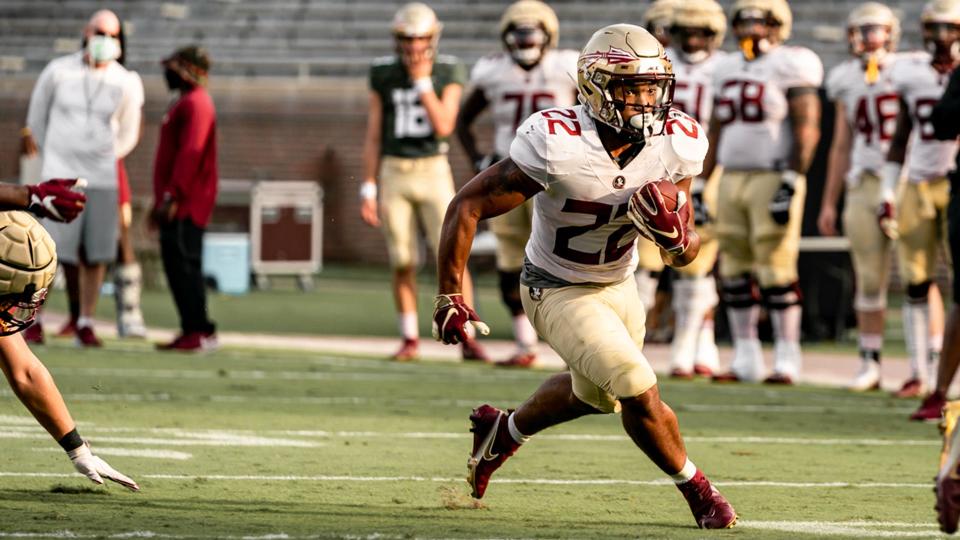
0 343 943 538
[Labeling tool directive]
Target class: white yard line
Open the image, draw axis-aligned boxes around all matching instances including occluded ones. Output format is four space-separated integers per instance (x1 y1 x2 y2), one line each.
0 430 323 448
35 447 192 460
0 471 934 489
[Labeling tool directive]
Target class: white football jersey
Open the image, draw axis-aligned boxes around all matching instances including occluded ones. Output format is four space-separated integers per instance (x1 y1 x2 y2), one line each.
469 49 580 158
890 52 959 182
712 45 823 170
510 105 708 284
826 55 901 185
666 47 728 126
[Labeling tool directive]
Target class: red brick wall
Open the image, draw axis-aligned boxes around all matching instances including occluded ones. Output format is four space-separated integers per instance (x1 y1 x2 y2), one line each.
0 76 491 265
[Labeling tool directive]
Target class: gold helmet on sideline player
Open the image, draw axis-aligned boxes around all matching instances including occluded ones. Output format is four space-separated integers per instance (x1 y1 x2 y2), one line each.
642 0 681 47
0 211 56 336
671 0 726 63
921 0 960 68
499 0 559 68
730 0 792 60
577 24 675 140
392 2 442 64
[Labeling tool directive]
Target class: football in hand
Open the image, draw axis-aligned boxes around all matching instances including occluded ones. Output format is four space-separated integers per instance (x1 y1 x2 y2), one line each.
651 179 679 211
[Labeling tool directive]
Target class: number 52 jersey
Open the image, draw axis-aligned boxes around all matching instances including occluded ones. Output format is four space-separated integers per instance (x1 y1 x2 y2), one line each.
509 105 708 285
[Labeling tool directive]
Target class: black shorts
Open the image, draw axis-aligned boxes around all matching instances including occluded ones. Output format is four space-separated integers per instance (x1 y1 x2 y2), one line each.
949 171 960 304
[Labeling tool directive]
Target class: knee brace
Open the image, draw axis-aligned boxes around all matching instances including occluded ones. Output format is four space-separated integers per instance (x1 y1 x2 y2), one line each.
761 282 803 311
720 274 760 308
906 280 932 304
498 270 524 316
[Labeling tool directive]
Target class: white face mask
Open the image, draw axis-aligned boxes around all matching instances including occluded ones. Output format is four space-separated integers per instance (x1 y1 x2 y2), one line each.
86 35 121 64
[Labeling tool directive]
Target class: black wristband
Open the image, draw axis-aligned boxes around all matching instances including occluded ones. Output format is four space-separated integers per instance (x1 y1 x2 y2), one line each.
58 428 83 452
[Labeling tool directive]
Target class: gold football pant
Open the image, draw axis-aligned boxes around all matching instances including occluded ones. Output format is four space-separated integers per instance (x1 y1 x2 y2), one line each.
379 155 456 269
842 172 893 311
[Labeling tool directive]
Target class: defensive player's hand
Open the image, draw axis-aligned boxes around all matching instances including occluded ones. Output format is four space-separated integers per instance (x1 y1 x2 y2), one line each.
877 198 898 240
68 441 140 491
360 198 380 227
27 178 87 223
432 293 490 345
627 182 691 256
817 205 838 236
769 182 795 225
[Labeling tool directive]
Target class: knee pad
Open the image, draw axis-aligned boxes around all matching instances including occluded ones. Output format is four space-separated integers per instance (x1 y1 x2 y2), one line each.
761 282 803 311
498 270 524 315
906 280 932 303
720 274 759 308
854 289 888 312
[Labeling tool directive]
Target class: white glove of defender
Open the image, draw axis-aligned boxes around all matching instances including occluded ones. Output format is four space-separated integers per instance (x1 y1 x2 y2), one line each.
68 442 140 491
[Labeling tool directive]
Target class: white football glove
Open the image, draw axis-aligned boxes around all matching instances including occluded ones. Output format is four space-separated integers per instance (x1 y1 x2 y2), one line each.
68 442 140 491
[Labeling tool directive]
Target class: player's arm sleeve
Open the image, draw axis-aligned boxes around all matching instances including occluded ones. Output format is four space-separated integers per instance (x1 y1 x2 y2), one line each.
509 114 551 188
25 62 57 150
664 113 709 181
781 48 824 90
933 68 960 141
114 71 144 159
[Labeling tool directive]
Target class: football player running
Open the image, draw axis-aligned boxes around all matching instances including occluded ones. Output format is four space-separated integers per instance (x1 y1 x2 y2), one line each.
433 25 737 529
817 3 901 392
360 2 488 362
455 1 577 368
878 0 960 401
663 0 727 379
705 0 823 385
0 179 139 491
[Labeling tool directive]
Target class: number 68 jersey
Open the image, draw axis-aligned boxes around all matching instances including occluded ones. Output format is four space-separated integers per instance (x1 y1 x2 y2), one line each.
509 105 708 285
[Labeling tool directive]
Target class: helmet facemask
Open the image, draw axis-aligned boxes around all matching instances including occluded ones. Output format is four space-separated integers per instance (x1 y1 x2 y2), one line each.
733 9 778 60
504 23 550 68
671 25 717 63
586 72 675 142
0 284 46 337
923 21 960 70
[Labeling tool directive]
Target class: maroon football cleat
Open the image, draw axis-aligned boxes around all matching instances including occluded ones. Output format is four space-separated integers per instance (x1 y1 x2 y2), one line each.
938 464 960 533
467 404 520 499
912 390 947 422
156 332 210 352
390 338 419 362
23 321 44 344
677 470 738 529
763 373 794 385
495 352 536 368
670 368 694 380
711 372 742 383
693 365 714 377
75 325 102 348
56 318 77 338
461 337 490 362
895 378 925 399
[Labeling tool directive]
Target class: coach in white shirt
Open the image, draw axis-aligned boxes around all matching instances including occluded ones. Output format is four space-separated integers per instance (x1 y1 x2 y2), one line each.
23 9 144 346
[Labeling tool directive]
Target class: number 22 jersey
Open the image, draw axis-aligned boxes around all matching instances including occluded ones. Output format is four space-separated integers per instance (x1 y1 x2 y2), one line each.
509 105 708 285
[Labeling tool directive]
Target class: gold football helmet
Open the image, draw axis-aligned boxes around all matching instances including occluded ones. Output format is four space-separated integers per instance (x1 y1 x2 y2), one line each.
730 0 792 60
642 0 681 47
847 2 900 82
392 3 442 62
0 211 56 336
671 0 726 62
921 0 960 68
578 24 675 140
499 0 559 68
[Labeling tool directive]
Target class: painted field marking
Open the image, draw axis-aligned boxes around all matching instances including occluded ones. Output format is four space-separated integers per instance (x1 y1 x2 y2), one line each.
36 447 192 460
0 430 323 448
0 471 934 489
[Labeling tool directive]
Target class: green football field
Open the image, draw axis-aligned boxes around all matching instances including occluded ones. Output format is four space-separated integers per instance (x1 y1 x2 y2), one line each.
0 339 945 538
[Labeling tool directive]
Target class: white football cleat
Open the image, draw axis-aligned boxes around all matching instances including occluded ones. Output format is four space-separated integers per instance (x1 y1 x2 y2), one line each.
847 361 881 391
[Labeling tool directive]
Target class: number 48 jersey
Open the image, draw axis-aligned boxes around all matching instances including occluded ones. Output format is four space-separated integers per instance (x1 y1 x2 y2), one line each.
469 49 579 158
712 45 823 170
509 105 708 285
825 54 901 185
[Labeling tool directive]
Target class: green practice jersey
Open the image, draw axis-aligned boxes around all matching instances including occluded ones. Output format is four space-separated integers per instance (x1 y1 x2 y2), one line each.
369 54 467 158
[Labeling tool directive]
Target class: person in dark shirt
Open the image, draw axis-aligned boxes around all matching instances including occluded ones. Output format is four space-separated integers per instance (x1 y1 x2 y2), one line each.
151 46 218 352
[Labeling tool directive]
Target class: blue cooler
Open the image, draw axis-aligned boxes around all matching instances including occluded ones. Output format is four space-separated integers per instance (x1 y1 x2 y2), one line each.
202 233 251 295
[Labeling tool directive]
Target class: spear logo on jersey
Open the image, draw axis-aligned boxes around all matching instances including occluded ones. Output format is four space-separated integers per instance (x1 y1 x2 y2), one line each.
581 46 637 67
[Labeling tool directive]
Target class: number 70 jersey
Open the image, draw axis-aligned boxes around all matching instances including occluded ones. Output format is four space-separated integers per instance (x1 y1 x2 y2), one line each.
509 105 708 284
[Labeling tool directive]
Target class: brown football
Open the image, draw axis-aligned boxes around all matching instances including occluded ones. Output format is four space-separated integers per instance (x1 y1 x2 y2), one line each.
652 179 679 211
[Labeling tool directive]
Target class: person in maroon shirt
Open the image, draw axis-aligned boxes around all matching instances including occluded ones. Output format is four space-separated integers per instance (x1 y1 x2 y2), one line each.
151 46 218 352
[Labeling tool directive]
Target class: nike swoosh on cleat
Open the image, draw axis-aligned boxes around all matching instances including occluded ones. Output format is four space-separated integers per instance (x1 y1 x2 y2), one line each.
478 413 503 461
